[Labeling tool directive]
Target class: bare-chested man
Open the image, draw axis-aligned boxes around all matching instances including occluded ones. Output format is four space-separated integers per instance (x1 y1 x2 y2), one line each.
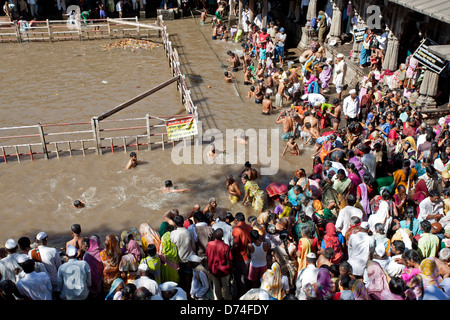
124 151 138 170
255 63 265 82
227 50 240 71
224 71 236 83
240 161 260 180
275 78 289 109
244 67 254 85
276 109 295 141
301 122 320 147
299 48 314 64
65 224 84 259
304 110 320 134
161 180 193 193
328 97 342 131
282 137 300 156
262 93 273 115
254 82 264 104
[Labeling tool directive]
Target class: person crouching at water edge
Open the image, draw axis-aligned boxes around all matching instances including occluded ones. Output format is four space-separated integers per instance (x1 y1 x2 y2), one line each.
241 174 265 213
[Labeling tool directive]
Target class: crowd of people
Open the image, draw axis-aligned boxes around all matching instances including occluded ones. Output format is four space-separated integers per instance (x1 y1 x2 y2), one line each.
1 0 450 303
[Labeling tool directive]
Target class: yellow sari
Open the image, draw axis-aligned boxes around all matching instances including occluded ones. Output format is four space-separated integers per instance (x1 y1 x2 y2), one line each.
260 262 285 300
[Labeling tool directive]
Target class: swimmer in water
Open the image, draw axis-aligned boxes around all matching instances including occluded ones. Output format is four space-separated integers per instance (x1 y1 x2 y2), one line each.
282 137 300 156
72 200 85 208
161 180 193 193
124 151 138 170
224 71 236 83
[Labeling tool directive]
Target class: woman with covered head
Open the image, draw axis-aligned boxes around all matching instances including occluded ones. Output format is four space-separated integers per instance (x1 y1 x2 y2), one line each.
100 234 123 292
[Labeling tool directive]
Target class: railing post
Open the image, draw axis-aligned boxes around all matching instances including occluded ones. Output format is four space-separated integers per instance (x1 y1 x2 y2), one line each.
46 19 52 42
146 114 151 150
14 21 21 43
37 123 49 159
91 117 102 155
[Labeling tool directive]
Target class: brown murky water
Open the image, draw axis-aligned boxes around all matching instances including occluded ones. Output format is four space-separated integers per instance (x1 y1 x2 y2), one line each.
0 16 314 248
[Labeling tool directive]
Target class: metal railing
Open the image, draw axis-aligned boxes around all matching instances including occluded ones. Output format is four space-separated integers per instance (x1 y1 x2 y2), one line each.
0 15 199 163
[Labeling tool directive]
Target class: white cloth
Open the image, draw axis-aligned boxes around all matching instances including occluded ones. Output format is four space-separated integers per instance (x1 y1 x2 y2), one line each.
347 231 375 276
30 245 61 291
343 95 360 119
0 253 24 283
133 276 162 297
332 60 346 87
368 200 392 234
295 264 319 300
335 205 364 235
57 259 91 300
418 197 444 223
434 158 449 173
385 254 405 278
16 271 53 300
212 221 233 247
377 32 388 50
306 93 326 105
169 287 188 300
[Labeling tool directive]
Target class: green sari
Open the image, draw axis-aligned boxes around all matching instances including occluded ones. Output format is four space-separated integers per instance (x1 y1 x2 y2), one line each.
160 231 180 283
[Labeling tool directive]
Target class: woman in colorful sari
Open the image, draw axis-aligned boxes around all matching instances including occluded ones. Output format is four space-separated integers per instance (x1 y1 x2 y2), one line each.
119 234 141 283
365 260 390 300
351 278 371 300
393 159 418 194
295 168 311 194
368 192 394 235
303 71 318 93
272 231 298 291
412 179 429 217
332 169 353 201
419 258 443 291
400 249 422 285
100 234 123 292
319 223 344 264
357 173 373 220
312 200 334 238
359 28 372 68
105 277 124 300
313 267 335 300
273 194 292 219
296 225 312 272
346 162 361 196
241 174 265 213
83 235 104 298
139 222 162 253
159 226 180 283
260 262 287 300
319 58 333 94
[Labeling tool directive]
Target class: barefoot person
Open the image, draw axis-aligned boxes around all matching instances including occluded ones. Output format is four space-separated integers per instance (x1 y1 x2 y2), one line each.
161 180 193 193
124 152 138 170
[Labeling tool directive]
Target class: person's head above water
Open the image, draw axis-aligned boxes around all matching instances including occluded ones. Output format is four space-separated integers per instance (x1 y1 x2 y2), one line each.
73 200 84 208
129 151 136 158
165 180 173 188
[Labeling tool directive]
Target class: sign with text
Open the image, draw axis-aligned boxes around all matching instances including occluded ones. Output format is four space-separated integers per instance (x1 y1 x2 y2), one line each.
354 27 366 43
166 116 197 140
412 38 448 74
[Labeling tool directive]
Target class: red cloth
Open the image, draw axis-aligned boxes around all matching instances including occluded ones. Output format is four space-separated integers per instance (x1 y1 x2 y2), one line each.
232 222 252 261
206 239 232 277
266 182 288 200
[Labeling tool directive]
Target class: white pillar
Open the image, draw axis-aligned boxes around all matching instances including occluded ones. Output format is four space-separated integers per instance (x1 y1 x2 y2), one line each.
328 0 342 44
297 0 317 50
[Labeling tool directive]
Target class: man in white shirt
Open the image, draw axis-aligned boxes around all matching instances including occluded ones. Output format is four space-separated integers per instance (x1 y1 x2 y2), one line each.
30 232 62 292
133 263 162 297
213 210 233 247
301 93 326 107
335 195 364 235
418 191 444 224
16 258 52 300
0 239 24 283
332 54 347 101
295 252 319 300
188 254 211 300
57 245 91 300
347 222 375 277
160 281 188 300
343 89 360 125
